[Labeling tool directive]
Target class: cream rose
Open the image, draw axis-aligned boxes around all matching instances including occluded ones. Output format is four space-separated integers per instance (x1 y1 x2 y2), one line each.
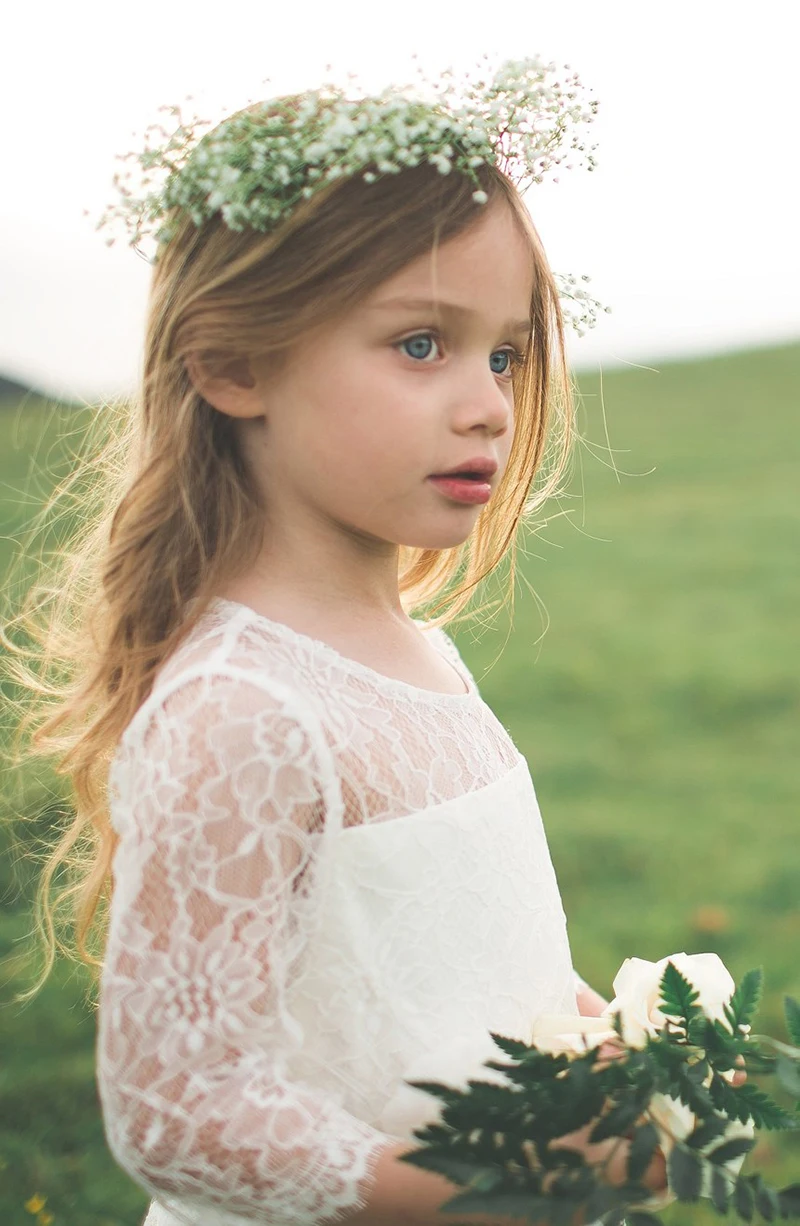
603 951 740 1048
531 951 755 1204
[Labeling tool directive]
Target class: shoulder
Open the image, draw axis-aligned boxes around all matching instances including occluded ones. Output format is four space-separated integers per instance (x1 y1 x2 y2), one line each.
110 675 342 847
421 621 479 691
112 607 339 809
128 601 324 736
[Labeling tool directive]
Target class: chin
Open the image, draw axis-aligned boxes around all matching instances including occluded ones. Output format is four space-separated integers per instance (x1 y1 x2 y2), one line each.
398 524 478 550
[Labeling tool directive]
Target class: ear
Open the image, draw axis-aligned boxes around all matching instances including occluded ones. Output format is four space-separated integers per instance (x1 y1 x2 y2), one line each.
184 352 263 419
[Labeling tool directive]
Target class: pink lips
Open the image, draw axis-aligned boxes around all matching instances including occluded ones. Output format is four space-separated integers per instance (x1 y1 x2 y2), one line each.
428 475 493 504
432 456 498 479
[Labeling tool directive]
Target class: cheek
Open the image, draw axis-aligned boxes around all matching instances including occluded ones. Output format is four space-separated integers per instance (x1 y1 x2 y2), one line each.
301 355 432 467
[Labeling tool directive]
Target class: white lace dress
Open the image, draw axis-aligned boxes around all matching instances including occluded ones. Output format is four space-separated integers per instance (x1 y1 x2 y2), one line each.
97 598 585 1226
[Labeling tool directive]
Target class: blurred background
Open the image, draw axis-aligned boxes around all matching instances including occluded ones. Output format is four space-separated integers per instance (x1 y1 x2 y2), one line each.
1 1 798 1222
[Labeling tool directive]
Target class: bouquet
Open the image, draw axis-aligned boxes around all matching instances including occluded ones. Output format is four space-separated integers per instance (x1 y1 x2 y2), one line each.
389 952 800 1224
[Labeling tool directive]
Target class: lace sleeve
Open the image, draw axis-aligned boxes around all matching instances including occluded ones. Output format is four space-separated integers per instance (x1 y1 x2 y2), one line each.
97 667 396 1225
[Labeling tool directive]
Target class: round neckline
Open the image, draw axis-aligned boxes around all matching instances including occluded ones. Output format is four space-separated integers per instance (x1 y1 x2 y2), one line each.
210 597 477 704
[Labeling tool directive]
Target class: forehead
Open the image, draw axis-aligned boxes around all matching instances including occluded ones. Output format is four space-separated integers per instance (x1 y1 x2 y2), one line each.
370 200 535 325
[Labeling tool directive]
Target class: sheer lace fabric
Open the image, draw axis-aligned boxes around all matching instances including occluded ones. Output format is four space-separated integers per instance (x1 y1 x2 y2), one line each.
97 599 580 1225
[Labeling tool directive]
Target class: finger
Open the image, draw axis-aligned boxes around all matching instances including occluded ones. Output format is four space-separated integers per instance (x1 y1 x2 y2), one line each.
593 1039 627 1070
643 1143 668 1194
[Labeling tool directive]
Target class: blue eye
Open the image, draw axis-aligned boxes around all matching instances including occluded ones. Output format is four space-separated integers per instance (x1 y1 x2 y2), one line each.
397 331 526 376
400 334 440 362
490 351 512 375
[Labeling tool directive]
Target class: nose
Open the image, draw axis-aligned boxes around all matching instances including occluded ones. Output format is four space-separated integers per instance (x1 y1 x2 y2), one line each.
457 363 514 439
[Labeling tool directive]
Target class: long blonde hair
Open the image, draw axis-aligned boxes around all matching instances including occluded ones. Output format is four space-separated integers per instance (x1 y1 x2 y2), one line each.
2 101 578 1005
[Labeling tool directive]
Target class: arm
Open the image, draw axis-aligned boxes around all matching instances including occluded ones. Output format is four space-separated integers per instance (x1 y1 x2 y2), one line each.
98 669 402 1225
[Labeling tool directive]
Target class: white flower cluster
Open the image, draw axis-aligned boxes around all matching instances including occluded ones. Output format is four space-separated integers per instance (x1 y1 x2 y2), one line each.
98 55 609 334
553 271 613 338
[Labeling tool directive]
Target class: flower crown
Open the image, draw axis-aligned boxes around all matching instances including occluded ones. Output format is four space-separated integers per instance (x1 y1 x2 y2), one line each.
98 55 610 336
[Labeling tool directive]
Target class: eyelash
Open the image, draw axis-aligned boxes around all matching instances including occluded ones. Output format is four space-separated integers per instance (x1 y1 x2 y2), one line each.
395 330 528 377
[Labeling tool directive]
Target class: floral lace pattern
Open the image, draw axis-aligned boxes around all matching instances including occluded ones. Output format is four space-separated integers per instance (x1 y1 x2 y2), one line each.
98 599 579 1225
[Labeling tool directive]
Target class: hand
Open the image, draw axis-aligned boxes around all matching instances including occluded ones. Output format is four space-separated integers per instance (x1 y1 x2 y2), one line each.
548 1117 668 1195
558 1044 745 1187
575 982 612 1018
548 1039 668 1195
731 1053 747 1087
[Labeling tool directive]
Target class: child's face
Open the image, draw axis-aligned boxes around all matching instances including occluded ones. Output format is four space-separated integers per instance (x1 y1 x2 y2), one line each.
245 198 534 555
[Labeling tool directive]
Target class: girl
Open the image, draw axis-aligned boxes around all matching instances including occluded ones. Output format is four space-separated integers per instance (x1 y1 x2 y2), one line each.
6 61 669 1225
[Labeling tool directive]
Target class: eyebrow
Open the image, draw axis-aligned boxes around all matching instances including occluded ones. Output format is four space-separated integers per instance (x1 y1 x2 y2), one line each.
374 296 533 335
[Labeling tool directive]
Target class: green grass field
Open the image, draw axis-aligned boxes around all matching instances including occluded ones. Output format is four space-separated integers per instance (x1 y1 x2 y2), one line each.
1 340 798 1224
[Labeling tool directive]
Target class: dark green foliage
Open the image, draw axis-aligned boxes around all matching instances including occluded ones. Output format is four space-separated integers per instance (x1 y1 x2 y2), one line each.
660 961 703 1031
627 1121 660 1181
588 1099 643 1144
753 1174 781 1221
488 1032 535 1061
711 1166 732 1213
785 1000 800 1048
669 1145 704 1201
779 1186 800 1217
401 963 799 1225
707 1138 757 1166
675 1062 716 1115
725 970 765 1035
687 1115 731 1149
736 1177 756 1222
776 1056 800 1099
405 1078 464 1104
730 1085 798 1131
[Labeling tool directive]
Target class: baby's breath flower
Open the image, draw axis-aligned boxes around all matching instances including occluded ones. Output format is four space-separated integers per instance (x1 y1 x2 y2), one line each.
96 56 607 332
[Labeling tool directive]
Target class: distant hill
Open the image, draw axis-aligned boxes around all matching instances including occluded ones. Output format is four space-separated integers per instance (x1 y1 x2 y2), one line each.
0 373 85 409
0 374 36 401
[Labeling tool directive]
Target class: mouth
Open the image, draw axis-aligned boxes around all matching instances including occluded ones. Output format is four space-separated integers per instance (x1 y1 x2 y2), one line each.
430 457 498 481
429 468 496 483
428 472 494 505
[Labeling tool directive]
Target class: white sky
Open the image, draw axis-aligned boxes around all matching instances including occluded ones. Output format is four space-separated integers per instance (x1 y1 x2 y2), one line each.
1 0 798 402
